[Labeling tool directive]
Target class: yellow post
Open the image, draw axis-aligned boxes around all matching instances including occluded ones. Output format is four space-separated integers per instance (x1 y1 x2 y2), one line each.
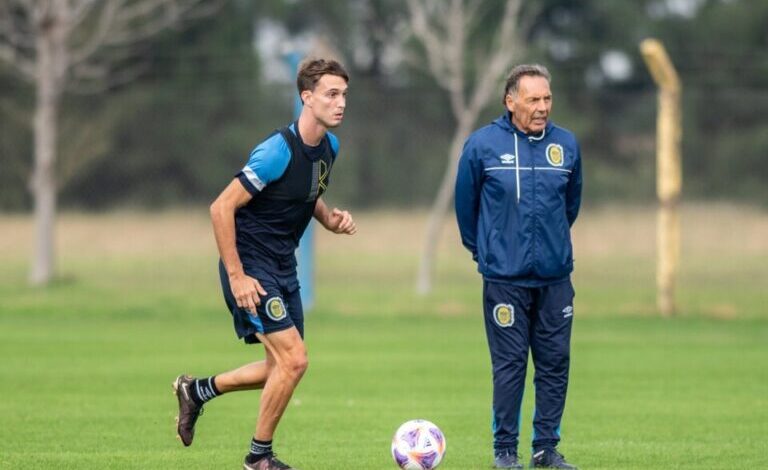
640 39 682 317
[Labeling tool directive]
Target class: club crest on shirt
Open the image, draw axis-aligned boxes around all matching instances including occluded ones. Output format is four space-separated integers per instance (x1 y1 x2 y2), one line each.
265 297 287 321
493 303 515 327
546 143 564 167
499 153 516 165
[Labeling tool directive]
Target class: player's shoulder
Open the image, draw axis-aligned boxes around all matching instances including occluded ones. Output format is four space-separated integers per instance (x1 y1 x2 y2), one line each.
245 130 292 183
253 130 291 158
326 130 340 155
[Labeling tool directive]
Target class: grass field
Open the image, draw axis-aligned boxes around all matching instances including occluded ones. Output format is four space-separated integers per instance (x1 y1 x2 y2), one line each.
0 205 766 469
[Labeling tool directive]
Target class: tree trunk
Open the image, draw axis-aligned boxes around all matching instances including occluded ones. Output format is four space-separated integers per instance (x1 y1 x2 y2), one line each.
29 19 65 286
416 116 475 294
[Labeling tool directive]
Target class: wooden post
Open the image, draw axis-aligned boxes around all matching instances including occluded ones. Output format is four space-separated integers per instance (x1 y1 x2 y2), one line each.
640 39 682 317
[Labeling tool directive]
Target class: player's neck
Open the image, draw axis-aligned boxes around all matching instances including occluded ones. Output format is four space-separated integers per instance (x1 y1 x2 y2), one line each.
296 113 327 147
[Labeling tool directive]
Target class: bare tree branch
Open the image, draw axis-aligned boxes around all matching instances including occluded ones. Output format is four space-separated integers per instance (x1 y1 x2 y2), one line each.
407 0 502 118
463 0 484 32
58 103 112 186
0 12 36 51
120 0 224 23
68 60 108 81
118 0 184 24
444 0 467 116
174 0 224 23
0 0 224 286
31 1 55 28
0 42 36 78
468 0 522 116
69 0 101 28
0 1 36 77
68 1 121 65
406 0 451 90
67 60 150 94
105 0 223 47
408 0 528 294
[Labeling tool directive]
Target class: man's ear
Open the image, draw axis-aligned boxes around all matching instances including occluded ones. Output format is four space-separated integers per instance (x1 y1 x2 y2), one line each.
301 89 313 106
504 94 515 114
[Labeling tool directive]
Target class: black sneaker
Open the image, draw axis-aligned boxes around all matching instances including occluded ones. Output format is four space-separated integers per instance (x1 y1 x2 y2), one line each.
243 453 294 470
172 374 204 446
494 448 524 469
530 448 577 469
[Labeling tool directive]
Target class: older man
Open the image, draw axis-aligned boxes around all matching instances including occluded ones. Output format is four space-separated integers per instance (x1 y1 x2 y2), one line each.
455 64 582 469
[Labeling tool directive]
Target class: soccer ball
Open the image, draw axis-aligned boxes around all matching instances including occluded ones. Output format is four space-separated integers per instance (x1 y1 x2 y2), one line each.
390 419 446 470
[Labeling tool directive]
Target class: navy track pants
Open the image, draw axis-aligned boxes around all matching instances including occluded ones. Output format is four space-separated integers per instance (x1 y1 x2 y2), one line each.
483 278 575 453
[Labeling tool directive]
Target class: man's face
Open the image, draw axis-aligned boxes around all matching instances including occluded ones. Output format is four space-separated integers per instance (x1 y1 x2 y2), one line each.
302 74 348 128
505 75 552 134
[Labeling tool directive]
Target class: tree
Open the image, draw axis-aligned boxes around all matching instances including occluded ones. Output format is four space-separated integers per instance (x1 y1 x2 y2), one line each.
0 0 221 285
406 0 525 294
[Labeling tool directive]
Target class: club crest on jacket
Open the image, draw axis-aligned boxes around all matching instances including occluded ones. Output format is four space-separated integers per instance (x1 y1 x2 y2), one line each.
546 143 564 167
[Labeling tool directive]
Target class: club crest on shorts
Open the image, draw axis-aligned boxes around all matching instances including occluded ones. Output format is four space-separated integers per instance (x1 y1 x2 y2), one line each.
265 297 287 321
546 143 564 167
493 303 515 327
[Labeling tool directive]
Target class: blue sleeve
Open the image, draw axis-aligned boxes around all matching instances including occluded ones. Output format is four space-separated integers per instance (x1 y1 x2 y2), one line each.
237 133 291 195
455 136 483 260
566 141 582 226
327 131 340 159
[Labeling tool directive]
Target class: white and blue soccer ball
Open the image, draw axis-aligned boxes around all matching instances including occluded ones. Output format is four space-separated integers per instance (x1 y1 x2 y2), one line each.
390 419 446 470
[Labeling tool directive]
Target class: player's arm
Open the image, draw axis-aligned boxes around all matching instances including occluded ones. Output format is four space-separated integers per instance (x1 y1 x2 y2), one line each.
314 197 357 235
210 179 267 313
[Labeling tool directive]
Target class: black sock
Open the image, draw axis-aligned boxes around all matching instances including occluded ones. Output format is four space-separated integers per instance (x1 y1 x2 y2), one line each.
246 438 272 463
191 376 220 405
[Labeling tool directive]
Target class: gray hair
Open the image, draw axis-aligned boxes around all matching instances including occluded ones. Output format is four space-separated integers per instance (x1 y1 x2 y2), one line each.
503 64 551 103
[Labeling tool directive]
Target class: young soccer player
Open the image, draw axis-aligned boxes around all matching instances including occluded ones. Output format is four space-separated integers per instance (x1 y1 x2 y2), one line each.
174 58 356 470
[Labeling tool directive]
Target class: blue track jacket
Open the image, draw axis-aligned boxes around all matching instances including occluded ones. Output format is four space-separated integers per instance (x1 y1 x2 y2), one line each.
455 113 582 286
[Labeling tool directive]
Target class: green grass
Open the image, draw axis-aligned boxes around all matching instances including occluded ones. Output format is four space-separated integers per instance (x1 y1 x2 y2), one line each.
0 210 767 469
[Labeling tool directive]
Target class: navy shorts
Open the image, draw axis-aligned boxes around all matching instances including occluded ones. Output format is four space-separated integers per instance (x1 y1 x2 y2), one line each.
218 260 304 344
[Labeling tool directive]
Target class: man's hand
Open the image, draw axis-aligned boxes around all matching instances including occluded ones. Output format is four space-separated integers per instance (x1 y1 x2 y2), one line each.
324 208 357 235
229 273 267 314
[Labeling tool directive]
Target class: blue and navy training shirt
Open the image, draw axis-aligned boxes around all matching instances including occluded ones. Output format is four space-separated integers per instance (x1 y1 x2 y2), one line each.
234 122 339 269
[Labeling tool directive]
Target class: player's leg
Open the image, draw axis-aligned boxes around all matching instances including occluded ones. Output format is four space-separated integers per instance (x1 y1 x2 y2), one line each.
251 282 307 440
207 262 283 393
174 263 278 447
234 280 305 469
483 281 532 469
529 279 577 469
175 355 276 446
242 326 307 470
214 357 275 392
254 327 307 438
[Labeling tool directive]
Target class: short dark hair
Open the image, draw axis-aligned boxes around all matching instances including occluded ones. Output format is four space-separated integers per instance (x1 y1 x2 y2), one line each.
296 58 349 96
503 64 551 103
